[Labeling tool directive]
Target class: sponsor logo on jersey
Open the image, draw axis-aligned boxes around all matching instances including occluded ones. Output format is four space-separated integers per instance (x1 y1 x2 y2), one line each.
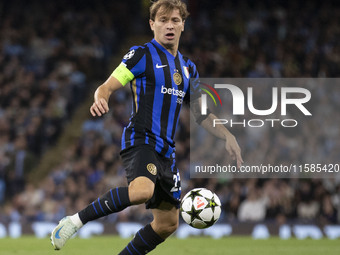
161 85 186 98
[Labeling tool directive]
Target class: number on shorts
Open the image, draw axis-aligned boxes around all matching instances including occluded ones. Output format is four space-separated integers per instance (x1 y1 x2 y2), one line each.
170 172 181 192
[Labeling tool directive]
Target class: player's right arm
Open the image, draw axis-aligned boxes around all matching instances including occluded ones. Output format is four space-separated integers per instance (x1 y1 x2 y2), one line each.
90 75 123 117
90 47 145 117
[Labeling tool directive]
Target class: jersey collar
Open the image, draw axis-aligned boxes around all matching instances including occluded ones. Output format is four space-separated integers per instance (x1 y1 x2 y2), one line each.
151 38 180 59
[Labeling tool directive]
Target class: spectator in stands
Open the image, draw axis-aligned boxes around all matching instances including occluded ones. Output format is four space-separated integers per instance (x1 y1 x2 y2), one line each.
238 186 268 222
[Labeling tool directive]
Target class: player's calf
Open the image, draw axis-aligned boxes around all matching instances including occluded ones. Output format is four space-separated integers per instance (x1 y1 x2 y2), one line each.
151 218 179 239
118 224 164 255
79 187 131 224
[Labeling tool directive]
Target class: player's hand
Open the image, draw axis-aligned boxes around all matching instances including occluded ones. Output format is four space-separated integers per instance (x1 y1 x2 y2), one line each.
90 98 109 117
225 134 243 169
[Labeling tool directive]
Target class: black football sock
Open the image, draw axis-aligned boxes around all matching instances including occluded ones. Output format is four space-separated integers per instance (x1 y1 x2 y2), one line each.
78 187 131 224
119 224 164 255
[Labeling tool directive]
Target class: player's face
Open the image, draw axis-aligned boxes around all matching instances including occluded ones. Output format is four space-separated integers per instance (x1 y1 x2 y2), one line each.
150 8 185 52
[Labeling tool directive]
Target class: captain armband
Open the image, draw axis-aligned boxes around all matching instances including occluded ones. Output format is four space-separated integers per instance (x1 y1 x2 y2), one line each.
111 63 135 86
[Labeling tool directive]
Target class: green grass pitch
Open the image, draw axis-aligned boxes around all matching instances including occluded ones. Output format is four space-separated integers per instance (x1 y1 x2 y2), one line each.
1 236 339 255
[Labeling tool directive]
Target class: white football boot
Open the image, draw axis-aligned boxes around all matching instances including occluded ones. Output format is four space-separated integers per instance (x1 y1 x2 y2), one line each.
51 216 79 250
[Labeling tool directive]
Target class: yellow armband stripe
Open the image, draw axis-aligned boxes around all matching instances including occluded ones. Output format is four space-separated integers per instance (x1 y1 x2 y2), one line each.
111 63 135 86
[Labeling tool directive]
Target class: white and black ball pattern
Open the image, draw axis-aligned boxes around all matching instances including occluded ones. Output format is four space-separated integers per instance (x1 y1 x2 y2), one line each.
180 188 221 229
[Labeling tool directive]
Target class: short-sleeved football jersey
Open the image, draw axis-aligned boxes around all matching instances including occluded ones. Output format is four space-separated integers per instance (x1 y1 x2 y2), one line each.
113 39 199 158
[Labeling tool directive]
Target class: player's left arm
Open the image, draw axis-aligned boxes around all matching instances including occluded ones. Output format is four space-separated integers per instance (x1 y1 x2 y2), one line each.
190 97 243 168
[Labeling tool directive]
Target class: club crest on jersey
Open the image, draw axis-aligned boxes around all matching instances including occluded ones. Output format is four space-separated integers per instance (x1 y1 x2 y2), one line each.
173 72 182 85
183 66 190 79
123 49 135 60
147 163 157 175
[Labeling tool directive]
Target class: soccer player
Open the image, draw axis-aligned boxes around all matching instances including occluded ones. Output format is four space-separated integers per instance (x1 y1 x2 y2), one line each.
51 0 243 254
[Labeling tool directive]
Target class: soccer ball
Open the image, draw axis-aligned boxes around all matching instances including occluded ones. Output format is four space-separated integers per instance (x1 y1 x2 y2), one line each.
180 188 221 229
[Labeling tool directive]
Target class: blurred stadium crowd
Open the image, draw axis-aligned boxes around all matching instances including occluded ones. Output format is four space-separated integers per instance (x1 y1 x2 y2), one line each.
1 0 339 227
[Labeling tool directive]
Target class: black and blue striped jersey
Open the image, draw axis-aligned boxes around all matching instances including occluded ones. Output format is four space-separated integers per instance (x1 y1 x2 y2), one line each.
116 39 199 158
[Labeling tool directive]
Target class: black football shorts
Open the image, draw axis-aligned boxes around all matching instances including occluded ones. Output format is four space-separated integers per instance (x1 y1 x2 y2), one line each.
120 144 181 209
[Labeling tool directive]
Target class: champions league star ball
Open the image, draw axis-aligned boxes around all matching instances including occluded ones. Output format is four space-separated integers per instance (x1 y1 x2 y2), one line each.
180 188 221 229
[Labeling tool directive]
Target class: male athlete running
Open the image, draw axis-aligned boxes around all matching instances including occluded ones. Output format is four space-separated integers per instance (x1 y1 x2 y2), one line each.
51 1 243 254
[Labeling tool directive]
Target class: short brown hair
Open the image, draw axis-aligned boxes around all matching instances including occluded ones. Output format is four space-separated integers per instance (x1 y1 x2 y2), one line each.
150 0 189 21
